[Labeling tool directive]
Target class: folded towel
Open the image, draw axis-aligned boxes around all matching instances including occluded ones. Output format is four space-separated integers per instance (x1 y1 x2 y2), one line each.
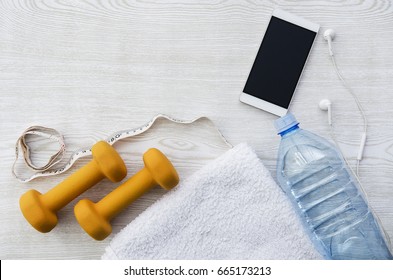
102 143 321 259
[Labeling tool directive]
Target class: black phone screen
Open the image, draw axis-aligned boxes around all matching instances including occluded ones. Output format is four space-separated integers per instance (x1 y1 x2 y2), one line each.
243 16 317 109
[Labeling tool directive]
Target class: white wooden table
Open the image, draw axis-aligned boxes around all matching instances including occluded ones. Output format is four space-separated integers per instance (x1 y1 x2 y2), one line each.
1 0 392 259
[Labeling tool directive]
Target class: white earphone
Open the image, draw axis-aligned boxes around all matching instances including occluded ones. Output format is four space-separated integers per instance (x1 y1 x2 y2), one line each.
320 28 368 175
323 29 336 56
320 29 336 129
318 99 332 125
321 29 392 249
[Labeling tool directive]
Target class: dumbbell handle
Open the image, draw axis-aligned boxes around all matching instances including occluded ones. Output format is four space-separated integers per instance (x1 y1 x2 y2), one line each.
44 161 104 211
96 168 154 221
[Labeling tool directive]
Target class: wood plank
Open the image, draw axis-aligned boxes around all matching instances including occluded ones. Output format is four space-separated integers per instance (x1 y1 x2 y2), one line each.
1 0 392 259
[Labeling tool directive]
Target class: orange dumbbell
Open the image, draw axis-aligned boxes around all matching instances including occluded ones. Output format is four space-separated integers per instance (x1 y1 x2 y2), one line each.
19 141 127 233
74 148 179 240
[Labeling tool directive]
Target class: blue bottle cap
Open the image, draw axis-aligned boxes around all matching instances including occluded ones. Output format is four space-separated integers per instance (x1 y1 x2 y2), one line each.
274 113 299 134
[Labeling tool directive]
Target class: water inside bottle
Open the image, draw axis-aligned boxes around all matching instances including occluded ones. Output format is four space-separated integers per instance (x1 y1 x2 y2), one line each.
282 143 388 259
275 114 392 259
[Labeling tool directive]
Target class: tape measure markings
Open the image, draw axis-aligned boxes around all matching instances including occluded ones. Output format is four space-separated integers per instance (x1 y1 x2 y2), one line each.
13 114 232 183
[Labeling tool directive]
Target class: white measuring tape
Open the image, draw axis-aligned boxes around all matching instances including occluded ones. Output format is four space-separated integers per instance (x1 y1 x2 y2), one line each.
13 114 232 183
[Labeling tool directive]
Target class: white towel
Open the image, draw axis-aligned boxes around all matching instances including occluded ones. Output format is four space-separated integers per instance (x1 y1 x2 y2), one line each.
102 143 321 259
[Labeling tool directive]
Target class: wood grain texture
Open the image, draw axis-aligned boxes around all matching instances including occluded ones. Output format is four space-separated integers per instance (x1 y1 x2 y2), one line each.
1 0 393 259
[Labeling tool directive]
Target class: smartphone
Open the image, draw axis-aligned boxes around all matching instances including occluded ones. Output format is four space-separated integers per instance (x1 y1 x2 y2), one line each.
240 9 320 116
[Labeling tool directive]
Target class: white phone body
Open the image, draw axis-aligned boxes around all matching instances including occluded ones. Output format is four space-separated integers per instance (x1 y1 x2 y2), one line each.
240 9 320 116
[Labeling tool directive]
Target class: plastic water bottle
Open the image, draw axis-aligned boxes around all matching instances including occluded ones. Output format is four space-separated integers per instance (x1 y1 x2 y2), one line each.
274 113 392 260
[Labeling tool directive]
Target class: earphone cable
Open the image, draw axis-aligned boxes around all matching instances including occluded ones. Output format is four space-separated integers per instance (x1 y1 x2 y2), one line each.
328 49 391 251
330 55 368 179
329 119 392 251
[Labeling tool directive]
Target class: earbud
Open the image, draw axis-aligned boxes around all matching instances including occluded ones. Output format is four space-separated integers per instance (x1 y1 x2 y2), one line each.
323 28 368 173
323 29 336 56
319 99 332 126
